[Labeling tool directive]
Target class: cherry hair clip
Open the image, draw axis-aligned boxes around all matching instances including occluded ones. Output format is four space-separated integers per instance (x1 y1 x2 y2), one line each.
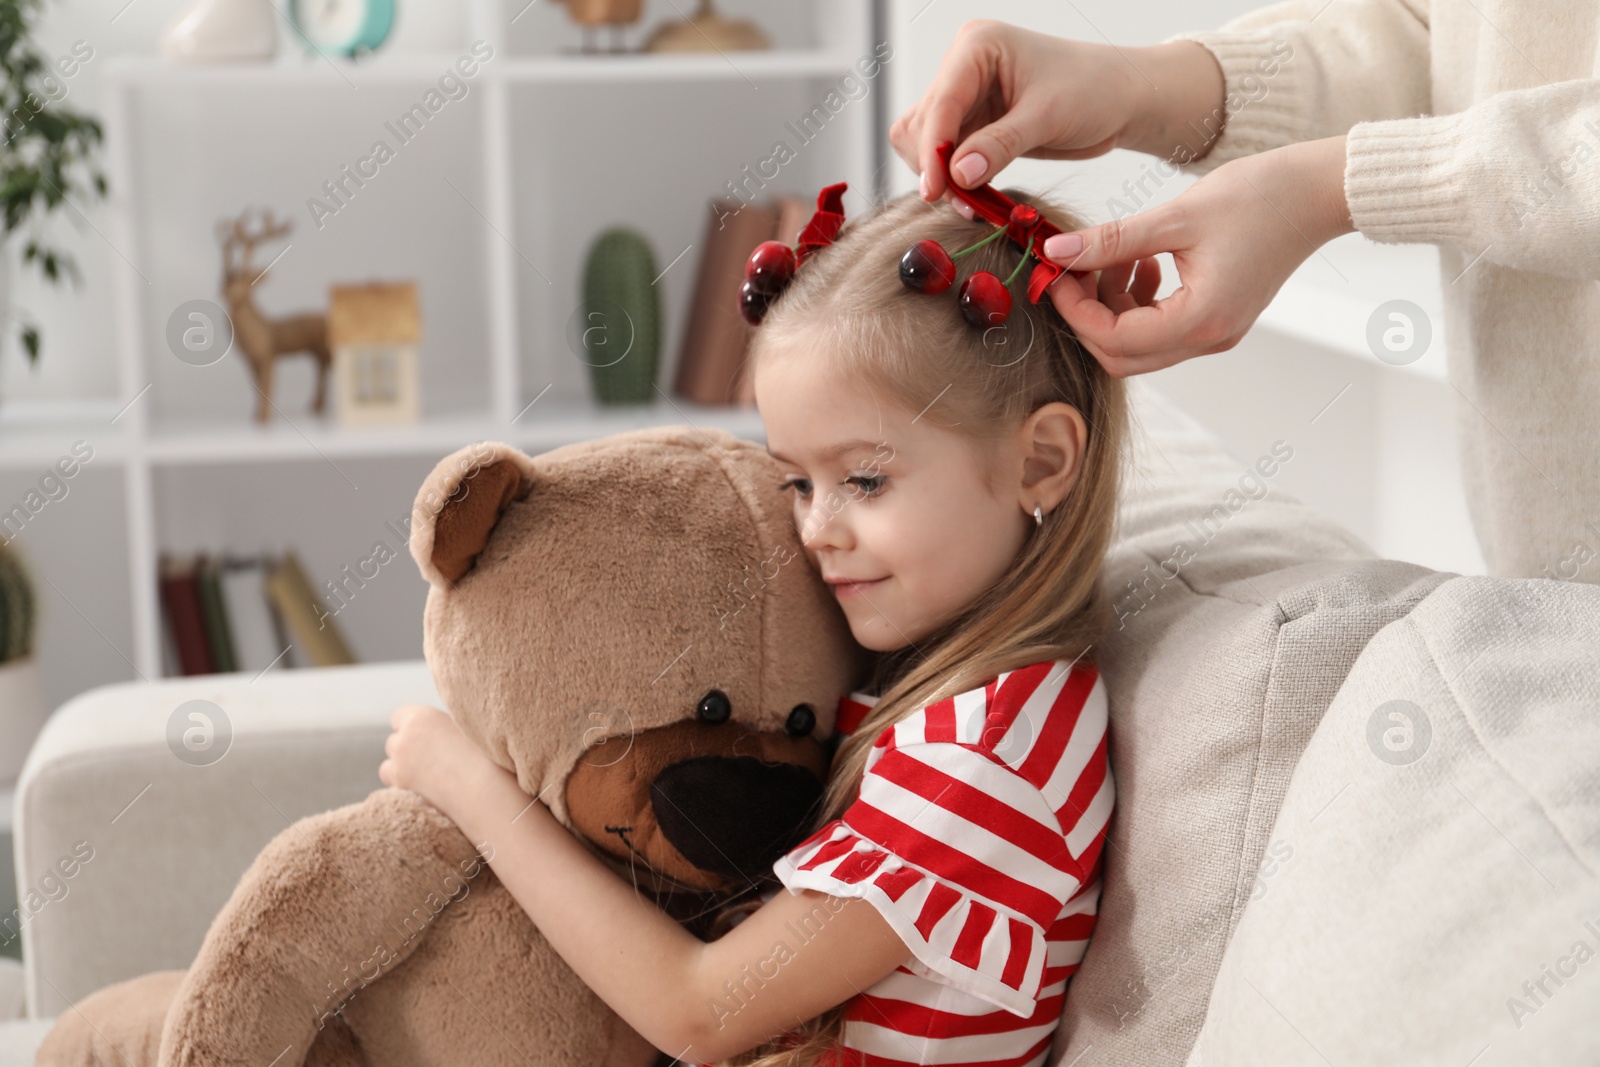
738 182 847 326
899 140 1079 327
737 144 1085 329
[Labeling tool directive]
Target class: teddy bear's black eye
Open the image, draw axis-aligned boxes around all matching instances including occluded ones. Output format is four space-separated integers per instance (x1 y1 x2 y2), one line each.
697 690 732 724
786 703 816 738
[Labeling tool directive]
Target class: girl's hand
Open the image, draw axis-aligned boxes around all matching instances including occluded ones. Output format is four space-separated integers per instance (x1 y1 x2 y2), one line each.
378 704 489 819
1043 135 1356 377
890 22 1226 200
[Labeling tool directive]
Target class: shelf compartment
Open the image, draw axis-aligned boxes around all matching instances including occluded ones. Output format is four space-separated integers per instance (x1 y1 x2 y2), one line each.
507 74 878 413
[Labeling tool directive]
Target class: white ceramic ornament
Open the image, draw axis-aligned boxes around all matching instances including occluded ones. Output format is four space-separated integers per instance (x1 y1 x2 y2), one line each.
162 0 279 64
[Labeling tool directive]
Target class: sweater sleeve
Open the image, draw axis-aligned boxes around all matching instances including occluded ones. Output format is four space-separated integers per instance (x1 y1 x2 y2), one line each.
1169 3 1600 274
1344 83 1600 274
1160 0 1432 173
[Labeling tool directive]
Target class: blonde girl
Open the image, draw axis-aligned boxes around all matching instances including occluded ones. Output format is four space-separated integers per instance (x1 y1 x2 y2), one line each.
383 183 1127 1067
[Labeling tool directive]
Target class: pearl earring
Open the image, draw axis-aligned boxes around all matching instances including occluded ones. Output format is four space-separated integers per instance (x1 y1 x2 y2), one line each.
1033 505 1043 527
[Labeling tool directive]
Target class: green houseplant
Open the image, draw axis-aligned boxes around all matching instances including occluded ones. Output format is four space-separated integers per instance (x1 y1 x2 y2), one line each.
0 537 41 786
0 536 34 966
0 0 106 365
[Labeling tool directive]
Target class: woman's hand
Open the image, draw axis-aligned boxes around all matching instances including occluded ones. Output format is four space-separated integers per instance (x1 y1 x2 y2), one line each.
891 22 1227 200
1042 135 1356 377
379 703 492 820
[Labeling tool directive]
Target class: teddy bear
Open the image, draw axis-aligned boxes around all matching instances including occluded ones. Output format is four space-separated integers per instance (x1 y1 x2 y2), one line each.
36 425 863 1067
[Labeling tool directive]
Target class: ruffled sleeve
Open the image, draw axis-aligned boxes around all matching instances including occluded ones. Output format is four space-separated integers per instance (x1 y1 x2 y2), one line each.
773 738 1087 1017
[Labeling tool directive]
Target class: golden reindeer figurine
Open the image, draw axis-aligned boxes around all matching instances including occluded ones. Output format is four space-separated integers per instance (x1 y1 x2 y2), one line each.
217 210 331 424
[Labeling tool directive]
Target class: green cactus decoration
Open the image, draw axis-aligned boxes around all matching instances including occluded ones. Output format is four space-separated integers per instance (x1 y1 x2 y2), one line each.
0 540 35 664
580 228 660 405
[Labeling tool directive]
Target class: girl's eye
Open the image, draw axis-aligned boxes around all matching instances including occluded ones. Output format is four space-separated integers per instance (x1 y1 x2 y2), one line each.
780 478 813 497
845 474 886 496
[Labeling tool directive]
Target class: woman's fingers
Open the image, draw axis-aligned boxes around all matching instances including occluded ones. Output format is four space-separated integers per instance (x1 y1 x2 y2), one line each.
911 34 1000 200
948 100 1059 190
888 106 918 173
1129 256 1162 306
1048 271 1204 376
1097 256 1163 315
1043 206 1185 274
1040 206 1196 369
915 64 985 199
904 22 1077 199
1096 260 1137 309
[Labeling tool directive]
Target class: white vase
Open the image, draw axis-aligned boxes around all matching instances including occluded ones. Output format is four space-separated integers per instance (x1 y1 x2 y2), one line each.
0 658 46 784
162 0 278 65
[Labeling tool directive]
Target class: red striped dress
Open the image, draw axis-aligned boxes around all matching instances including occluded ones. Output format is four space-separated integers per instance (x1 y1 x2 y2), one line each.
772 658 1112 1067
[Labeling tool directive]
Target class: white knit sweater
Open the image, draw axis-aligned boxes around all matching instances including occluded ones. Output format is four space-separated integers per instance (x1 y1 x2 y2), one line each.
1168 0 1600 583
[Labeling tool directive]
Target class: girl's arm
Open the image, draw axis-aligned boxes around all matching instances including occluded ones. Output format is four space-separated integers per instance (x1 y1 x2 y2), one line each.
380 705 909 1064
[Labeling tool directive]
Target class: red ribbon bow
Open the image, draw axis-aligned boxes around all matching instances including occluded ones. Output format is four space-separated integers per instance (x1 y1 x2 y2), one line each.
934 141 1080 304
796 182 848 265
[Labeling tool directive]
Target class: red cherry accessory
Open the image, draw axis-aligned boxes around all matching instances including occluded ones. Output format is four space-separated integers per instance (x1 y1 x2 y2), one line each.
746 240 796 290
959 271 1011 327
738 183 849 325
932 140 1084 305
1007 203 1041 246
795 182 847 266
894 143 1090 328
895 224 1020 325
898 239 956 293
737 279 774 325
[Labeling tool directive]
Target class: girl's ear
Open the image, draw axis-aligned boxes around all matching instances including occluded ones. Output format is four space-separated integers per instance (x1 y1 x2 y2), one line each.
1017 402 1088 516
410 442 535 587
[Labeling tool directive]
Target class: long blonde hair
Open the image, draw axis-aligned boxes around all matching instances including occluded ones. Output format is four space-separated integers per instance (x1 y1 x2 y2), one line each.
731 188 1126 1066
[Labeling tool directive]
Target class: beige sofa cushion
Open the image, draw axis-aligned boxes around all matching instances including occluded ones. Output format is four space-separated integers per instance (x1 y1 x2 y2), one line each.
1055 381 1450 1066
1186 575 1600 1066
13 661 434 1017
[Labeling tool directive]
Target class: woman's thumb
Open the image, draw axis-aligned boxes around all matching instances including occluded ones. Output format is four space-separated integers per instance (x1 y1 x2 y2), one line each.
1043 210 1174 272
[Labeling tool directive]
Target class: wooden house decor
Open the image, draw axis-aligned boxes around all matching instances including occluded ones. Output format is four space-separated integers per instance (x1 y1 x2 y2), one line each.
327 281 421 427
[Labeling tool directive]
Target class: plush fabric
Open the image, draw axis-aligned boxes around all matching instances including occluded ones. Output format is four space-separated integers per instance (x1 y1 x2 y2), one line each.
1186 575 1600 1066
1053 381 1451 1065
34 427 862 1067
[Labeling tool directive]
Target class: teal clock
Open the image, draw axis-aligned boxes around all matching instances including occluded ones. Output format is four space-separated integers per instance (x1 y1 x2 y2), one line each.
291 0 395 56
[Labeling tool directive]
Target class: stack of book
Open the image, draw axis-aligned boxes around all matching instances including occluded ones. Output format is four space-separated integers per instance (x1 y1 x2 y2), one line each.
157 551 356 677
673 193 810 407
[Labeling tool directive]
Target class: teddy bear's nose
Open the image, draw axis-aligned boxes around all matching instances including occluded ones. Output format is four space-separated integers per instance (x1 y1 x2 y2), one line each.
650 755 823 882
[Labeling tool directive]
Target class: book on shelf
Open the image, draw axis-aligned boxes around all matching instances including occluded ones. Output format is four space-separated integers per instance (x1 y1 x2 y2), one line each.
194 556 237 674
157 554 213 676
219 556 288 673
157 550 356 677
673 197 779 408
265 551 357 669
772 193 809 249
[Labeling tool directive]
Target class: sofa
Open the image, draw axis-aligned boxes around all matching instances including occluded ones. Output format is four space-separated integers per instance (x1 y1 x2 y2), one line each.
3 379 1596 1066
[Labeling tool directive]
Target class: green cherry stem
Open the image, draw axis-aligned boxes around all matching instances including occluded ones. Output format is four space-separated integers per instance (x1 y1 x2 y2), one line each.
1002 247 1033 289
949 226 1008 260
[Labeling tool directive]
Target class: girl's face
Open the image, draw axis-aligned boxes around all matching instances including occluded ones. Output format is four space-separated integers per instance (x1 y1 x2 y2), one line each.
754 348 1031 652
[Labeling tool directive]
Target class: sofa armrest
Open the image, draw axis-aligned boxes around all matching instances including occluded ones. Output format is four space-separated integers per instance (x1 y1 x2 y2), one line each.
10 659 438 1019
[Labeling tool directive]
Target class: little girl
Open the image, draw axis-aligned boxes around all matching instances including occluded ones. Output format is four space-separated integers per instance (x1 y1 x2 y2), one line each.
381 181 1127 1067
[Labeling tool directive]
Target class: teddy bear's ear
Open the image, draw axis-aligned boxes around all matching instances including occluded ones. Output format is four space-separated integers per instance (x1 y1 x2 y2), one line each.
410 442 533 587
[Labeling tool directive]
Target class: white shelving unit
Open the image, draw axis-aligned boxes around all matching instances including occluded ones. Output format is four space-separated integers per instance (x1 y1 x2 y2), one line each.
10 0 882 686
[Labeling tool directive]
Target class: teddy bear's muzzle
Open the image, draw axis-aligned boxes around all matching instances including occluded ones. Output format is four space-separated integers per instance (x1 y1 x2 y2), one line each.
565 717 832 892
649 755 824 882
